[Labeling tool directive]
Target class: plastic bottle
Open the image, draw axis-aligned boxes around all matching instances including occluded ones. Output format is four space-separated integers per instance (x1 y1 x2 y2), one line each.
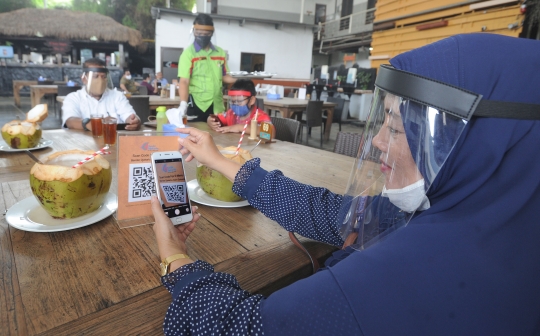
156 106 168 132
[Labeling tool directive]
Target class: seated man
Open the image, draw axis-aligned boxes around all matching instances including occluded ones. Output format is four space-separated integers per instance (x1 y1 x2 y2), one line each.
151 71 168 91
140 73 157 95
119 68 139 95
62 58 141 131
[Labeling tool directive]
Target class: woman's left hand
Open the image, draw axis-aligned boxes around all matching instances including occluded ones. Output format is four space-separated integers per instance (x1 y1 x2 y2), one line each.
151 195 200 263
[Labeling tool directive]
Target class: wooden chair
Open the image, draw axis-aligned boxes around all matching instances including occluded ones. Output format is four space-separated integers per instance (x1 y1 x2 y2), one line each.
323 96 345 132
333 131 362 158
271 116 300 143
299 100 324 148
127 96 150 123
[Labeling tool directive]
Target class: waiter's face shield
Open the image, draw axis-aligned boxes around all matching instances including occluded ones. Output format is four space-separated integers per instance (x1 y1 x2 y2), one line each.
82 67 112 96
189 24 217 49
338 65 473 250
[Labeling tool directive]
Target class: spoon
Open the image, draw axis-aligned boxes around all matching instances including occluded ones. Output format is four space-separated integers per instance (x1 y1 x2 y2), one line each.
250 139 262 153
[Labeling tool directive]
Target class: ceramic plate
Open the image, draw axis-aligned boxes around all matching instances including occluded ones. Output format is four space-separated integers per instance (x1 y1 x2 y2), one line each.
0 139 53 152
187 179 249 208
6 192 118 232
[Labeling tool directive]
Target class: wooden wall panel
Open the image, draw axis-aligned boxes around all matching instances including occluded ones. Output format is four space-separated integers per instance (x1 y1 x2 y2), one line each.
375 0 473 22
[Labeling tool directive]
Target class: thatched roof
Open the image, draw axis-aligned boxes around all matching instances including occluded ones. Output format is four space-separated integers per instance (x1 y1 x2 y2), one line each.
0 8 143 48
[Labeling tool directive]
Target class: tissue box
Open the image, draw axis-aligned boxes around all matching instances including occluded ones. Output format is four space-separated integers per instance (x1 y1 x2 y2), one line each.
266 93 281 100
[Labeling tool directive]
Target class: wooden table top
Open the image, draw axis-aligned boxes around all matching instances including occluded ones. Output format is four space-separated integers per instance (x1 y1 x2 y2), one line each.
0 123 353 335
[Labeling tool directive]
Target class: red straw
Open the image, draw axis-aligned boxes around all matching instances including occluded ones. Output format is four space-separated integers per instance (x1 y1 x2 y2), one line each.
235 121 249 156
72 146 111 168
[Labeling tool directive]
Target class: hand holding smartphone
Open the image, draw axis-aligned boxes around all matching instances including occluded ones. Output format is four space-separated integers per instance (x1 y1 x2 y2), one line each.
151 151 193 225
209 114 223 127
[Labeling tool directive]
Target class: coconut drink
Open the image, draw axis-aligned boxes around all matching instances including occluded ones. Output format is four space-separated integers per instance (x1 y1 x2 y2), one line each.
30 150 112 219
196 146 253 202
1 104 48 149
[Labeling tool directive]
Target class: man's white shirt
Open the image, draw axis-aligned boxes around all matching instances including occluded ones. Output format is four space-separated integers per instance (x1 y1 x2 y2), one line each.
61 88 137 127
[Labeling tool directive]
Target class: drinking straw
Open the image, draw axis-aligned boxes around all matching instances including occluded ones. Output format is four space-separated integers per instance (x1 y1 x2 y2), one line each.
72 146 111 168
235 121 249 156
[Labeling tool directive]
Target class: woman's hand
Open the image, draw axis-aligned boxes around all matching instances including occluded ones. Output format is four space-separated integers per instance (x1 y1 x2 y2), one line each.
176 127 243 181
216 124 244 134
151 196 199 270
207 115 221 131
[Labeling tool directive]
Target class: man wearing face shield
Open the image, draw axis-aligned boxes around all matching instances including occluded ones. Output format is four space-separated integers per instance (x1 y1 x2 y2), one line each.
178 13 236 122
149 34 540 335
62 58 141 131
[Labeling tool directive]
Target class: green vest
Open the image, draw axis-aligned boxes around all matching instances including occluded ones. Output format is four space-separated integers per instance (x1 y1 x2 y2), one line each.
178 43 229 113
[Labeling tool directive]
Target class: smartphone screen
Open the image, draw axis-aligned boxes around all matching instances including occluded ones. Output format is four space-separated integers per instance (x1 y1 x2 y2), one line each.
152 153 192 223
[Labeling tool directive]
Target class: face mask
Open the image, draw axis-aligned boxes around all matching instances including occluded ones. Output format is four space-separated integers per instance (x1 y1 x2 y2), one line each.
231 103 251 116
125 75 132 80
195 35 212 48
86 76 107 96
381 179 430 213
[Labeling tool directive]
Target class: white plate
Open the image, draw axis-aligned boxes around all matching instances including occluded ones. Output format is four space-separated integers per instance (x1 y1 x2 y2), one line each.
187 179 249 208
0 138 53 152
6 192 118 232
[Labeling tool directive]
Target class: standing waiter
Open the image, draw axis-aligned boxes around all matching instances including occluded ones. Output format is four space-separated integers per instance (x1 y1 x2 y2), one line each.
178 13 236 122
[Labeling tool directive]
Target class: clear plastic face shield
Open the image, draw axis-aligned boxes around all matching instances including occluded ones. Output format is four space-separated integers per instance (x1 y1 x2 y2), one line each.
82 67 113 96
228 90 254 117
338 65 474 250
189 24 217 49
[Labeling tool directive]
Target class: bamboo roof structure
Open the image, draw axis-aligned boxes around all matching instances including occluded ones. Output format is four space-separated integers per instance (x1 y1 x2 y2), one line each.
0 8 144 48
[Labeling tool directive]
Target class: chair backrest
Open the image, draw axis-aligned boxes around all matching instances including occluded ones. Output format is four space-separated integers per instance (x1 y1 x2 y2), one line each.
256 98 264 111
127 96 150 122
326 96 345 122
305 100 324 127
271 116 300 143
57 85 81 96
333 131 363 157
138 85 148 95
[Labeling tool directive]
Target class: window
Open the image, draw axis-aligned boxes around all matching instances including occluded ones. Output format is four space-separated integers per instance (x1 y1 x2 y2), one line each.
240 53 265 72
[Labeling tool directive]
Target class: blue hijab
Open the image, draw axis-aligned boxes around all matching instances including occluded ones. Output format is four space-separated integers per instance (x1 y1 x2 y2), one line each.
262 34 540 335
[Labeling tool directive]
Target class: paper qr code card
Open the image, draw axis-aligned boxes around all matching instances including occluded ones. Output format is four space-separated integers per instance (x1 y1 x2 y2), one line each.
160 182 187 204
128 163 156 203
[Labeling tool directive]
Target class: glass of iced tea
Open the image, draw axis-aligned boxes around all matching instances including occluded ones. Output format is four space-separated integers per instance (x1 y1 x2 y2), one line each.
90 114 103 137
102 117 117 146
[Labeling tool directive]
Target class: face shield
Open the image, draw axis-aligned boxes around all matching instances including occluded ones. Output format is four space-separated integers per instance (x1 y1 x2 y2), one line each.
228 90 253 117
189 24 217 49
338 64 486 250
82 67 113 96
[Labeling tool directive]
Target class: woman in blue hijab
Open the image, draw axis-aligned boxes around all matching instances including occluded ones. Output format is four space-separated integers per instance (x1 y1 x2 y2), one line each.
151 34 540 335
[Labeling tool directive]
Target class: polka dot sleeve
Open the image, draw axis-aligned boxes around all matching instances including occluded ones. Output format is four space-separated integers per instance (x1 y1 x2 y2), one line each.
233 159 345 247
161 260 265 335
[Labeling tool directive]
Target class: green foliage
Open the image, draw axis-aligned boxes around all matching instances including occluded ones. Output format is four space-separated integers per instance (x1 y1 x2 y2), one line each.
356 72 371 90
0 0 35 13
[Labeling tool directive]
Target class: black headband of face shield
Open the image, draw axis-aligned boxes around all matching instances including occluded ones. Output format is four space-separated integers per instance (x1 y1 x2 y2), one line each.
376 65 540 121
83 67 109 74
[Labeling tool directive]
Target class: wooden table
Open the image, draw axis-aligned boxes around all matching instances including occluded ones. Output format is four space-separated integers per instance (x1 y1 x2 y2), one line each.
262 97 337 141
13 81 65 107
0 123 353 335
30 85 58 108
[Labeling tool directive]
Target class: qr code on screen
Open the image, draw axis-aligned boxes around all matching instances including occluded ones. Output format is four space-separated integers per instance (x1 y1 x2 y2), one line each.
160 182 187 204
128 163 156 203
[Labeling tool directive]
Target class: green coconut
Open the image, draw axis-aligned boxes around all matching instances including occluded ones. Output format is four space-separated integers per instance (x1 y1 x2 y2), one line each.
1 104 48 149
30 150 112 219
196 147 252 202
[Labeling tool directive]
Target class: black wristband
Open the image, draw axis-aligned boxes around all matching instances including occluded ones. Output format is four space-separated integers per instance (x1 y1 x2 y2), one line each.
82 118 91 131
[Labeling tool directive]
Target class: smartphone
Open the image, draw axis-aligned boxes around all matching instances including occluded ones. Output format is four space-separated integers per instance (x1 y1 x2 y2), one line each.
117 123 128 130
209 114 223 127
150 151 193 225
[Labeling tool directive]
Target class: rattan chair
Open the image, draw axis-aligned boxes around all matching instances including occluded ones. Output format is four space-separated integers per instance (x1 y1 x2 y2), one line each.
323 96 345 132
299 100 324 148
127 96 150 123
138 85 148 95
271 116 300 143
333 131 362 157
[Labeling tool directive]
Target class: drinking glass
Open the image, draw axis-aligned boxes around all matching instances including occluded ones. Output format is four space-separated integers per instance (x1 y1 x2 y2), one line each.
90 114 103 137
102 117 117 146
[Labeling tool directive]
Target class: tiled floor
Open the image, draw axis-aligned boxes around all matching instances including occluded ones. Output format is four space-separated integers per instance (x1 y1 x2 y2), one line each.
0 96 364 152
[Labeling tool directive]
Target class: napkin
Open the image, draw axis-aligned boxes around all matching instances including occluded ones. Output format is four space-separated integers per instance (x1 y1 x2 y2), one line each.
165 108 185 128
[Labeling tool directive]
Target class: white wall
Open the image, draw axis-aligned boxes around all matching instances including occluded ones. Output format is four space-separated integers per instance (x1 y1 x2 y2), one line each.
155 12 313 79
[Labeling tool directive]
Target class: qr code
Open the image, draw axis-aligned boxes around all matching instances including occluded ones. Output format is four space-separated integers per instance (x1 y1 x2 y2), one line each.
160 182 187 204
128 163 155 203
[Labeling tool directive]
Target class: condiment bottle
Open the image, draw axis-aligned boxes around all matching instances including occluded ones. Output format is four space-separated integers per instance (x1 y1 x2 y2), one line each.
156 106 168 132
